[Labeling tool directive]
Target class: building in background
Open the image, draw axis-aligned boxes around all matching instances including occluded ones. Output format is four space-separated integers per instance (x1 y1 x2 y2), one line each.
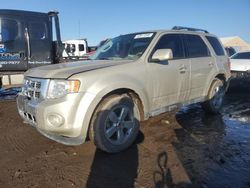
220 36 250 52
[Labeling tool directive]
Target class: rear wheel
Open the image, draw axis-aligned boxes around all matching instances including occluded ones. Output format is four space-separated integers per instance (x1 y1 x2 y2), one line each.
202 78 225 114
90 94 140 153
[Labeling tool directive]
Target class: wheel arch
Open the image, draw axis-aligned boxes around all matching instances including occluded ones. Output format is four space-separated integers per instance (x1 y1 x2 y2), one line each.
204 73 227 98
79 86 149 141
98 88 145 121
215 73 226 83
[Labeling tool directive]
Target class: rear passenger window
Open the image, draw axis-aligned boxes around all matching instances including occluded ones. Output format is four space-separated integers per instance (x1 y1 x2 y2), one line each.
153 34 185 59
206 36 225 56
185 35 210 58
79 44 85 51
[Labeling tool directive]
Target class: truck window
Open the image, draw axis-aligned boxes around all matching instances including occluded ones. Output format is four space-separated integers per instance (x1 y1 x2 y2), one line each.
29 22 46 40
79 44 85 51
71 44 76 52
206 36 225 56
153 34 185 59
185 34 210 58
0 18 18 42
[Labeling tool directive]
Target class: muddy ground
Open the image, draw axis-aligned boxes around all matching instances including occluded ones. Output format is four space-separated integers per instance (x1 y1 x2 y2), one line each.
0 80 250 188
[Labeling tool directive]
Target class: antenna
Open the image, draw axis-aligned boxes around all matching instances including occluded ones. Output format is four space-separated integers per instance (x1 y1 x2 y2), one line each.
78 20 81 39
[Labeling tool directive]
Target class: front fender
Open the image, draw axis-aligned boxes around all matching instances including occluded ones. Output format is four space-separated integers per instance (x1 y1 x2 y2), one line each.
87 75 150 117
78 79 150 142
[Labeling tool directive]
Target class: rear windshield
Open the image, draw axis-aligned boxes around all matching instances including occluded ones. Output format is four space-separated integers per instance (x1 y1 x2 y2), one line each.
206 36 225 56
231 52 250 59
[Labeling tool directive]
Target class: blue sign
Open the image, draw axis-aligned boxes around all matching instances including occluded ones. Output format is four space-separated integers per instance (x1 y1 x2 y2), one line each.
0 46 6 53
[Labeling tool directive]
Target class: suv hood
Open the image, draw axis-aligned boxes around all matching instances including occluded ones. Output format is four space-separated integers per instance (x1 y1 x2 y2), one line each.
25 60 133 79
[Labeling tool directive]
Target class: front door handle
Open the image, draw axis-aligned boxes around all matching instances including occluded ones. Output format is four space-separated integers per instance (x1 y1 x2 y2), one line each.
179 65 187 74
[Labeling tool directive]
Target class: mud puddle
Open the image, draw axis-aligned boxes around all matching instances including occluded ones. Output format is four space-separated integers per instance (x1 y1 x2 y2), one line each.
174 80 250 187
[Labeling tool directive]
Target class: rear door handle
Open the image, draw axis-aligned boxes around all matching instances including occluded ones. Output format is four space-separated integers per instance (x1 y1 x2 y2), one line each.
209 62 214 67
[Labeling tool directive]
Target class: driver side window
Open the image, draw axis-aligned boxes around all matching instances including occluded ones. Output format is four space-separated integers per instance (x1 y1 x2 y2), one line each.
153 34 185 59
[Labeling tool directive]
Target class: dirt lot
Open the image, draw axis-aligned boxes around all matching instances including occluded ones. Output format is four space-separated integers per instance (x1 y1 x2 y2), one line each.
0 80 250 188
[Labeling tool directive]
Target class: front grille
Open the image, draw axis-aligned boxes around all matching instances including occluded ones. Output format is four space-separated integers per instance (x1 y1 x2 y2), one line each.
22 78 43 100
24 112 37 124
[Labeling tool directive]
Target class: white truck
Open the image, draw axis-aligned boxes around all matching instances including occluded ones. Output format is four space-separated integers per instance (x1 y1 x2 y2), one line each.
62 39 96 60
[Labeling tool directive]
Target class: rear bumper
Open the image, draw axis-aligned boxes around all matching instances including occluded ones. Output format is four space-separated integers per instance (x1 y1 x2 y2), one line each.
231 71 250 78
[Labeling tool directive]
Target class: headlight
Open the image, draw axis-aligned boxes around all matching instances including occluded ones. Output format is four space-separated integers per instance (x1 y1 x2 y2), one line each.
47 79 80 99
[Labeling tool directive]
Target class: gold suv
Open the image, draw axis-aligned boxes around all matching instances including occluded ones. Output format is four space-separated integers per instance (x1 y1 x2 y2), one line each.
17 26 231 153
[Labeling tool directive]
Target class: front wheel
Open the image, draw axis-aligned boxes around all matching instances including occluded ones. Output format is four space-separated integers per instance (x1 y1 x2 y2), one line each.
90 94 140 153
202 78 225 114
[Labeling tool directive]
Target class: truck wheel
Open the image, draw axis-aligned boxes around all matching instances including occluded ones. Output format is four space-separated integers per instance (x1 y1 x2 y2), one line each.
90 94 140 153
202 78 225 114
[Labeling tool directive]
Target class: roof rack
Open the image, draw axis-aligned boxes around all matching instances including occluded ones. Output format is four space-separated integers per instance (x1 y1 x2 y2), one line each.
172 26 209 33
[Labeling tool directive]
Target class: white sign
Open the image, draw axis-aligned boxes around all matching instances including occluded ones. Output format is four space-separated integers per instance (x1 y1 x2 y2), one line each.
134 33 154 39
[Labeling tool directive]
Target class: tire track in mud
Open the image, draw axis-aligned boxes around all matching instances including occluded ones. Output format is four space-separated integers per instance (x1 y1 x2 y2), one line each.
1 124 32 154
8 148 91 187
2 134 27 154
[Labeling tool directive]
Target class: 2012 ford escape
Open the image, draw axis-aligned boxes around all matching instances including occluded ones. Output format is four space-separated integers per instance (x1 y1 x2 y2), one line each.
17 26 231 153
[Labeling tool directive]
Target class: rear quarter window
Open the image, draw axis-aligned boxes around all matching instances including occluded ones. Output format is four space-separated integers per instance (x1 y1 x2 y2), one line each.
185 34 210 58
206 36 225 56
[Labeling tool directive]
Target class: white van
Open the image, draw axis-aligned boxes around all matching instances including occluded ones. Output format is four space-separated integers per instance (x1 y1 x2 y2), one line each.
62 39 90 59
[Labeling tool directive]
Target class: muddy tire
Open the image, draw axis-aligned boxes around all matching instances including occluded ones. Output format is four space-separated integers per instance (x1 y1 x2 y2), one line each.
90 94 140 153
202 78 225 114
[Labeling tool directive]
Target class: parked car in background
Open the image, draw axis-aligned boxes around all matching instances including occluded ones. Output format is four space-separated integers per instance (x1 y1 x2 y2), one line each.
230 51 250 77
17 26 231 153
225 47 236 57
62 39 97 60
81 38 110 60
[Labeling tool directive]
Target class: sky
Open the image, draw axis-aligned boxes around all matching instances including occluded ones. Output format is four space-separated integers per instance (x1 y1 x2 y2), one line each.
1 0 250 45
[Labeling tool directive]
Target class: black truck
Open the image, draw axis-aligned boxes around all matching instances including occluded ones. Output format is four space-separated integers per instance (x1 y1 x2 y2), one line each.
0 9 63 87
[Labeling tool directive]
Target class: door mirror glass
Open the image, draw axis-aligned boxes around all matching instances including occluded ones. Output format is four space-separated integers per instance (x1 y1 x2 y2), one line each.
151 49 173 62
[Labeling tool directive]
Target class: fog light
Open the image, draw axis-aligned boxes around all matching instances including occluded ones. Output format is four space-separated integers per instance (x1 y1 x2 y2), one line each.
47 114 64 127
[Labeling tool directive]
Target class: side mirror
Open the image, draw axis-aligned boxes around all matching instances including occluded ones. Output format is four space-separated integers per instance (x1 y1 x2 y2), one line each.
151 49 173 62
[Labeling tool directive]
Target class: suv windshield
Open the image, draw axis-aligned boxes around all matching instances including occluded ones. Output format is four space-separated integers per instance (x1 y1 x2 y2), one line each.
91 32 155 60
